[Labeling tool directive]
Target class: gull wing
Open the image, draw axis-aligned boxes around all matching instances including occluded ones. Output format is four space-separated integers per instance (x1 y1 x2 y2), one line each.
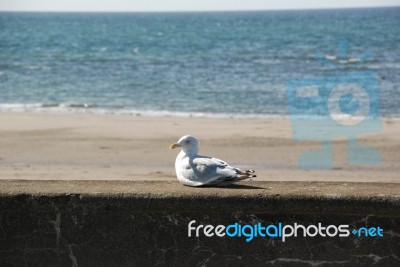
190 156 238 186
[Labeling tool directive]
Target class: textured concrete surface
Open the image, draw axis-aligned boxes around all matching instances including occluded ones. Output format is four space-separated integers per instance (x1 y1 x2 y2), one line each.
0 180 399 266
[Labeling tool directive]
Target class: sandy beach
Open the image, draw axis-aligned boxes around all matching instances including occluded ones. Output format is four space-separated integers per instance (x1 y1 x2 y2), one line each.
0 112 399 183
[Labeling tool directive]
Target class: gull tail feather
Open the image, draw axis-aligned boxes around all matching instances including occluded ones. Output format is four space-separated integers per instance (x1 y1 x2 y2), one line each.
235 168 256 180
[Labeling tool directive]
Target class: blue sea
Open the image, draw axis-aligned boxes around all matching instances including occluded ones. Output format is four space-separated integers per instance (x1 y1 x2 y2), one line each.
0 8 399 117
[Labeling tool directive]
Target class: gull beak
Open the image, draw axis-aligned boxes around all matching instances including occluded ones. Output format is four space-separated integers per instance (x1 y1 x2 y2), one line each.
170 143 181 149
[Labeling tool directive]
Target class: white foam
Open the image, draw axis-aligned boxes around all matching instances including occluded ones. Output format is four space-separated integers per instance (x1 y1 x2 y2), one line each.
0 103 287 119
0 103 396 120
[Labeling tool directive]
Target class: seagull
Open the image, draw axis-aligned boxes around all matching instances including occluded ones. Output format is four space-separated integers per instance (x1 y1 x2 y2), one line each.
170 135 256 187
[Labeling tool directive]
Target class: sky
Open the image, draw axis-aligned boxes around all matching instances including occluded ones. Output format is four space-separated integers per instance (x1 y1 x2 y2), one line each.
0 0 399 12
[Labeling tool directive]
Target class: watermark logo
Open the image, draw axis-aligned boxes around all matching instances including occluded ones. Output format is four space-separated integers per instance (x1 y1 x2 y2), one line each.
188 220 384 243
287 40 381 169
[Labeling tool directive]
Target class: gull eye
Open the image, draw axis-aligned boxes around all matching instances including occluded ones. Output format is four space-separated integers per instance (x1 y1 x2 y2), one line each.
185 140 190 144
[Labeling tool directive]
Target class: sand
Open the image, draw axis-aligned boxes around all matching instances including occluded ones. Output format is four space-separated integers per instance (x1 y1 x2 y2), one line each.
0 112 399 182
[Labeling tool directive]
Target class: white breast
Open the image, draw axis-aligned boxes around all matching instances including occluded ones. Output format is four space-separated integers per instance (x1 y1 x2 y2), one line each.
174 151 203 186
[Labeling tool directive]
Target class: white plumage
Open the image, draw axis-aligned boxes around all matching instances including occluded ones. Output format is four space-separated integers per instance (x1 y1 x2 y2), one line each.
170 135 256 187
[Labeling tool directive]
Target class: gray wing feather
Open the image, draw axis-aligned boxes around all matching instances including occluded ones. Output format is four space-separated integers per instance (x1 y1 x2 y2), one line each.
191 156 238 185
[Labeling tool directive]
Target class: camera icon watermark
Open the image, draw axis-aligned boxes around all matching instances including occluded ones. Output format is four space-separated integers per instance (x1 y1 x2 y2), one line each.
287 41 381 169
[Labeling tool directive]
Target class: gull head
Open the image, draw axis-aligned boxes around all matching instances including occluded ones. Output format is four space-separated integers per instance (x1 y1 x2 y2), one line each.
170 135 199 155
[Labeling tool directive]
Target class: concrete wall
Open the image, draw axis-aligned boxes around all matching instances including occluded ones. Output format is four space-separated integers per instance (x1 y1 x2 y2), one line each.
0 180 399 266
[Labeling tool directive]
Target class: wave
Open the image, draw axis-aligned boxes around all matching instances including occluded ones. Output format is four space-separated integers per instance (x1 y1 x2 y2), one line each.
0 103 95 110
0 103 284 119
0 103 398 120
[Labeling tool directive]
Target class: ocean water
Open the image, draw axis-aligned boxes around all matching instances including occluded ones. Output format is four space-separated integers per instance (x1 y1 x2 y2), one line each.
0 8 399 117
